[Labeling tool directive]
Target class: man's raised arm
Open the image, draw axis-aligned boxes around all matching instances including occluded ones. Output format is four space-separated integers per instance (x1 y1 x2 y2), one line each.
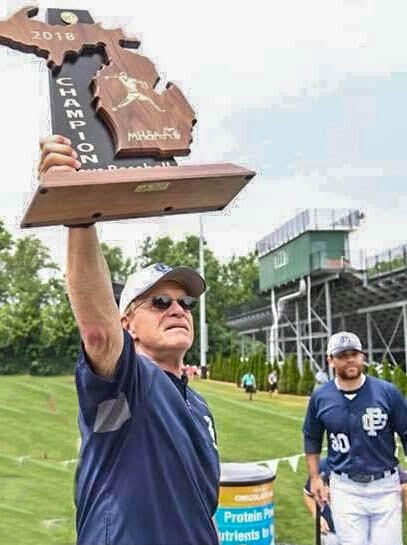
39 135 123 378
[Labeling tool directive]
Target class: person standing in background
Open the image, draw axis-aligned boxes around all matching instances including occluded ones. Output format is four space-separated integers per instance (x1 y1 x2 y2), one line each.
303 331 407 545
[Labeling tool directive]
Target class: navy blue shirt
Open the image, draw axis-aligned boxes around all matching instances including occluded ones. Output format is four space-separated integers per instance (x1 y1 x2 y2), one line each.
75 330 220 545
303 376 407 474
304 458 335 533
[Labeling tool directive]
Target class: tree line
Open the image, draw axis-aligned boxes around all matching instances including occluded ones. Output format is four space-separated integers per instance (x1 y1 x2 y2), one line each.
209 352 407 397
0 221 258 375
368 359 407 396
210 351 315 396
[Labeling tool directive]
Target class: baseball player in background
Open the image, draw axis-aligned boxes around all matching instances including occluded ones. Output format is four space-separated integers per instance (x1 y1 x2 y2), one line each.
303 331 407 545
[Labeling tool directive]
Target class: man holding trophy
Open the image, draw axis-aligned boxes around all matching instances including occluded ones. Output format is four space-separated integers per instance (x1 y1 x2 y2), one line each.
39 136 221 545
0 7 256 543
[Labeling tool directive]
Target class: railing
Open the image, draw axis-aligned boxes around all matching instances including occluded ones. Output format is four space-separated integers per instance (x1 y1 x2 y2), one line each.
256 208 364 257
366 244 407 277
227 245 407 321
225 296 270 320
310 250 365 272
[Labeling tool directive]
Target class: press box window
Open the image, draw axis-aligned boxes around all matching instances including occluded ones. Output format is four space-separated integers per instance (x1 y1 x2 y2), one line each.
274 250 288 269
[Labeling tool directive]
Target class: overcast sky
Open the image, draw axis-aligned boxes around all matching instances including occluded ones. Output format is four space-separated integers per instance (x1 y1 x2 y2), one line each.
0 0 406 271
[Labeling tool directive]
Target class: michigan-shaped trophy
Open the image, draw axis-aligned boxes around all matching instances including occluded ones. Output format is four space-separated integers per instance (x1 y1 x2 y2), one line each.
0 6 255 227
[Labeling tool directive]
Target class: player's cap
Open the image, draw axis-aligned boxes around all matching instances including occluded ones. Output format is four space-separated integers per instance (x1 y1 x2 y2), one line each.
119 262 206 315
327 331 363 357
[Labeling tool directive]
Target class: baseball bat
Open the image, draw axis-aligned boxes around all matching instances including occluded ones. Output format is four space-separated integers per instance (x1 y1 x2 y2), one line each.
315 501 321 545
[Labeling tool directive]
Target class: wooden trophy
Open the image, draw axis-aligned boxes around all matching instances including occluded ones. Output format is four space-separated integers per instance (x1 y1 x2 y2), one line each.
0 6 255 228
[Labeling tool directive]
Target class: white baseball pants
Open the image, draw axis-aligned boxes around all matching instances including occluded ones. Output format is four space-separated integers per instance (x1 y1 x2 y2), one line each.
322 531 340 545
329 471 402 545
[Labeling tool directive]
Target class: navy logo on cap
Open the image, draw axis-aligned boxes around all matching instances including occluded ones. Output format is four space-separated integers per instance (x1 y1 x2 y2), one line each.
154 263 171 273
340 335 350 345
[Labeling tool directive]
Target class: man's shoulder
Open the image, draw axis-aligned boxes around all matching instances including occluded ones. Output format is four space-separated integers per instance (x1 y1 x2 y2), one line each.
365 375 400 397
311 380 336 400
188 388 211 411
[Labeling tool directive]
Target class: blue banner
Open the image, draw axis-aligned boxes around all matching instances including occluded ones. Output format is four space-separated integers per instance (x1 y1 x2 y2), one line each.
216 504 275 545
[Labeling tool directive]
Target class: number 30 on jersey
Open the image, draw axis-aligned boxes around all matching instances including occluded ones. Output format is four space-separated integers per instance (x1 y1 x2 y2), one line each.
329 432 350 453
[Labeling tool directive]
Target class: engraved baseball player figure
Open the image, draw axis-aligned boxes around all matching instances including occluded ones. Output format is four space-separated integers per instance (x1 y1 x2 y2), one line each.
105 72 166 112
303 331 407 545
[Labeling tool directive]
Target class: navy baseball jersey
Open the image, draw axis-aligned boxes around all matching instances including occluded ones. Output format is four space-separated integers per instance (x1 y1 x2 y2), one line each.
75 330 220 545
303 375 407 474
304 458 335 533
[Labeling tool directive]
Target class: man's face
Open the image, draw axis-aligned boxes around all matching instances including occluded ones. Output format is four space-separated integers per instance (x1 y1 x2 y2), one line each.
122 280 194 359
328 350 364 380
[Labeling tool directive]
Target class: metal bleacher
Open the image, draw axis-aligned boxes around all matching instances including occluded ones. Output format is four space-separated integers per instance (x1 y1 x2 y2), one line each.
227 210 407 370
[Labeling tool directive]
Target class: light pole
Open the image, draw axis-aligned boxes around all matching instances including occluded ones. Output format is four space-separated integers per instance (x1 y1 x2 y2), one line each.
199 215 207 378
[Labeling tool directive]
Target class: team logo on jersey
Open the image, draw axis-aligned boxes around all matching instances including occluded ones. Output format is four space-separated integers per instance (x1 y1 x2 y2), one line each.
362 407 388 436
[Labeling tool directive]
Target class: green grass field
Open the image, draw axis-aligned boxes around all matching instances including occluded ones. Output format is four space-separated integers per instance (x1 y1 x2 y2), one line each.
0 376 405 545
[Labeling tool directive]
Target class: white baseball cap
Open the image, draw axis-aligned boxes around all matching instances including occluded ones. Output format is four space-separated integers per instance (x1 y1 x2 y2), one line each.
119 262 206 315
327 331 363 357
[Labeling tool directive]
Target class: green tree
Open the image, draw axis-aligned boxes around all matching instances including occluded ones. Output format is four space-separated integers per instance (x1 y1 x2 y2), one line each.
0 230 265 376
381 359 392 382
263 362 271 391
254 354 261 390
272 359 280 380
221 253 259 308
236 361 245 387
278 359 289 394
38 278 79 374
251 350 265 391
210 352 222 381
392 366 406 396
287 353 300 394
367 365 379 378
101 242 134 283
0 235 59 371
230 353 240 384
0 219 13 303
297 360 314 396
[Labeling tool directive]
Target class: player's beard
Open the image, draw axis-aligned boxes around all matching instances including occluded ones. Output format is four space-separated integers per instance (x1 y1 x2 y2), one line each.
336 365 363 381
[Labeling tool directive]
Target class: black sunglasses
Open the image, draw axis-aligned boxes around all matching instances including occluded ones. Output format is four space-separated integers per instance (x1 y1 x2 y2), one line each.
135 295 197 312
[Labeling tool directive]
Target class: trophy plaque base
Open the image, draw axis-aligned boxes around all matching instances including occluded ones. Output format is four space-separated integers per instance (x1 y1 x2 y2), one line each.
21 163 255 228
